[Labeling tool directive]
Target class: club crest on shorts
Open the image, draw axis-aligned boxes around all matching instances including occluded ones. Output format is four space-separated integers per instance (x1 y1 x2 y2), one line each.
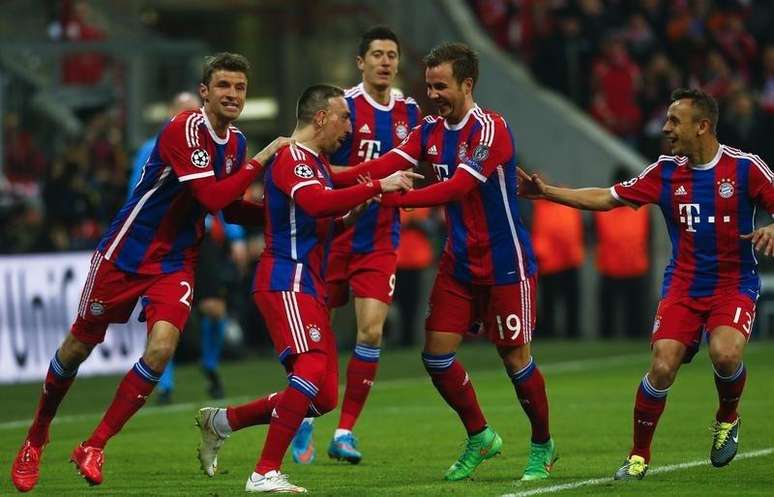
89 299 106 316
652 316 661 334
294 164 314 179
717 178 735 199
394 121 409 140
190 149 210 168
306 324 322 342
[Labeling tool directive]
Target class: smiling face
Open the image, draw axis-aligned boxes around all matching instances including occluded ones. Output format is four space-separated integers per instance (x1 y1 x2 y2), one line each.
662 98 706 157
358 39 399 91
425 62 472 123
319 96 352 154
200 69 247 123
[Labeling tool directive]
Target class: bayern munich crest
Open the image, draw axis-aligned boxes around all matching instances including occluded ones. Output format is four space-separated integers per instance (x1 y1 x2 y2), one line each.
652 316 661 334
717 178 735 199
394 121 409 140
190 148 210 168
225 155 234 174
306 324 322 343
457 143 468 161
89 300 105 316
294 164 314 179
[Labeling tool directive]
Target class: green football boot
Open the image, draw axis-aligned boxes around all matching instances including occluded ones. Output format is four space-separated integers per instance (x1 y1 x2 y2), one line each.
444 427 502 481
521 438 558 481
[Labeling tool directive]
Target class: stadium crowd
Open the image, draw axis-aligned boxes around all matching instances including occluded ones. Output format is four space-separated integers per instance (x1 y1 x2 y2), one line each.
469 0 774 161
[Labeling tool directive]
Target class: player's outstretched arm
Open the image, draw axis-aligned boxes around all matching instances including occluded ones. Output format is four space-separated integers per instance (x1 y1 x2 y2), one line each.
741 224 774 256
381 168 479 208
252 136 294 166
331 151 417 187
517 167 621 211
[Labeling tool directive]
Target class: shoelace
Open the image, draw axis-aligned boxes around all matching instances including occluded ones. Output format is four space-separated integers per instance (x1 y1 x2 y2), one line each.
627 458 646 475
710 422 732 449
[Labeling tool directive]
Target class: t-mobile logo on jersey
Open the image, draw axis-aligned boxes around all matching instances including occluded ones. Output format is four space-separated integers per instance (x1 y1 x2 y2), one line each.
357 139 381 161
678 203 732 232
678 203 701 232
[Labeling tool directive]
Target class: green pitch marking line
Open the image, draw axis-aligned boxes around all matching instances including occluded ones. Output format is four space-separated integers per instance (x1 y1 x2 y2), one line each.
501 448 774 497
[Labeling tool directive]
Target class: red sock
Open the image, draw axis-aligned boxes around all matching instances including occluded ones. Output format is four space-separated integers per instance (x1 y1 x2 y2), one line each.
714 364 746 423
338 348 379 431
631 377 668 463
510 360 550 443
423 353 487 435
27 356 77 446
227 392 283 431
255 386 311 474
84 360 159 449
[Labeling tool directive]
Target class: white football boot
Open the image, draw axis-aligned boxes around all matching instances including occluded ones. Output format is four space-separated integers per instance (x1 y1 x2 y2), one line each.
245 470 307 493
195 407 228 477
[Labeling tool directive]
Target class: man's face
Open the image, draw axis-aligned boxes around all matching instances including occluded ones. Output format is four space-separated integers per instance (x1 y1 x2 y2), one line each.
662 99 703 156
200 70 247 122
426 62 469 122
358 39 399 90
320 96 352 154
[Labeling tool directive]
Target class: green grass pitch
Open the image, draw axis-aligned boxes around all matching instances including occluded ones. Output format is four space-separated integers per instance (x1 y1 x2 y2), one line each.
2 340 772 496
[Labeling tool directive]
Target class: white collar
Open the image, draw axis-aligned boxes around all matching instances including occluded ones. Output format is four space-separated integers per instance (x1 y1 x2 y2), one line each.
444 104 478 131
358 82 395 111
295 142 320 158
689 144 723 170
201 107 229 145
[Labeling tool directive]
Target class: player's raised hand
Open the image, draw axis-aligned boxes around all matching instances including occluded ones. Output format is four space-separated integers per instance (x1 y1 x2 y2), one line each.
380 170 424 192
741 224 774 256
251 137 294 166
517 167 546 199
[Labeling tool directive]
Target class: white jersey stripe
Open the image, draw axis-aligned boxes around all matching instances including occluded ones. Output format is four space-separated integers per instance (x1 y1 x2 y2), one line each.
496 165 526 280
289 292 309 351
178 171 215 182
293 263 303 293
459 163 488 183
105 166 172 260
78 252 103 318
390 147 418 166
290 180 321 198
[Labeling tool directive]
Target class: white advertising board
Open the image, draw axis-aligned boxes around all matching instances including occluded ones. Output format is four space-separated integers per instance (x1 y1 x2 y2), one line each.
0 252 147 384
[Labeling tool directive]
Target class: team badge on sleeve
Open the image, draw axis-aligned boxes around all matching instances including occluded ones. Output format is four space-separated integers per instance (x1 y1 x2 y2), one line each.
190 149 210 168
306 324 322 342
622 177 639 188
472 144 489 162
294 164 314 179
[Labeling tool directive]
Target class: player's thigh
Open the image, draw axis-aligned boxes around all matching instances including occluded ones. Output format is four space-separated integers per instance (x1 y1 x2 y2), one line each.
254 290 331 364
706 292 756 343
651 295 706 347
482 276 537 347
142 268 195 333
71 253 145 345
349 251 398 305
425 271 475 335
325 251 352 308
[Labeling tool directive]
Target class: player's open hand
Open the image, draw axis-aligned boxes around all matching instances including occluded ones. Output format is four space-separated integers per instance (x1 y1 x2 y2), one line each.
380 170 424 193
741 224 774 256
252 136 294 166
517 167 546 198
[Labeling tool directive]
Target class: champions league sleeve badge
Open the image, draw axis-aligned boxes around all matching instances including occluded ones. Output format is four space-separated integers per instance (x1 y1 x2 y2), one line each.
294 164 315 179
190 149 210 168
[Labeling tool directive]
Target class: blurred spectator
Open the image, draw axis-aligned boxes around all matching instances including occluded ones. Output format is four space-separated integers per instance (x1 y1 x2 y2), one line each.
718 90 766 153
48 0 109 86
531 195 585 338
393 208 439 347
589 34 642 143
3 113 48 185
593 166 651 338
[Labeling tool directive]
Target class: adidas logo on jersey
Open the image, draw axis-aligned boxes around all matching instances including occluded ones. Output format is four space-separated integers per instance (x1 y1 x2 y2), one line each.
359 124 371 134
428 145 438 156
674 185 687 196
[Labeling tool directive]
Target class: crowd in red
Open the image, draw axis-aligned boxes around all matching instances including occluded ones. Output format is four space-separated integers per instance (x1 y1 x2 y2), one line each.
469 0 774 161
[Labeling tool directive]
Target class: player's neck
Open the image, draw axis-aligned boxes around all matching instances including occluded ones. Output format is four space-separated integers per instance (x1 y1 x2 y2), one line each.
292 127 321 155
447 100 475 125
691 139 720 166
363 81 391 106
204 108 230 138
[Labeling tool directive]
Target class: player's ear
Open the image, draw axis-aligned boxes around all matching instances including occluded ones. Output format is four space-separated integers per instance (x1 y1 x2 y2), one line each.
315 109 327 128
462 78 474 95
199 83 208 102
356 56 365 72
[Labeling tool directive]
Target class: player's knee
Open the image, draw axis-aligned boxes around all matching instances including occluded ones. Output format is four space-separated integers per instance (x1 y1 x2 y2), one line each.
356 323 383 346
59 334 95 367
649 360 677 388
709 349 742 374
310 382 338 415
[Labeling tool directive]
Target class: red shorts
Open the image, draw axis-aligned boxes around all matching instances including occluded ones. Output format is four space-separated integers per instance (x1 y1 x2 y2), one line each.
651 290 757 346
71 252 194 345
425 271 537 346
325 250 398 307
254 290 337 363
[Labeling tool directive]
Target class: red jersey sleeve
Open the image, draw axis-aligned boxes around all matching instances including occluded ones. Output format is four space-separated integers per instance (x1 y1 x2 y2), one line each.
747 155 774 215
610 161 662 208
387 123 424 166
272 151 323 199
457 115 512 182
158 111 216 183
